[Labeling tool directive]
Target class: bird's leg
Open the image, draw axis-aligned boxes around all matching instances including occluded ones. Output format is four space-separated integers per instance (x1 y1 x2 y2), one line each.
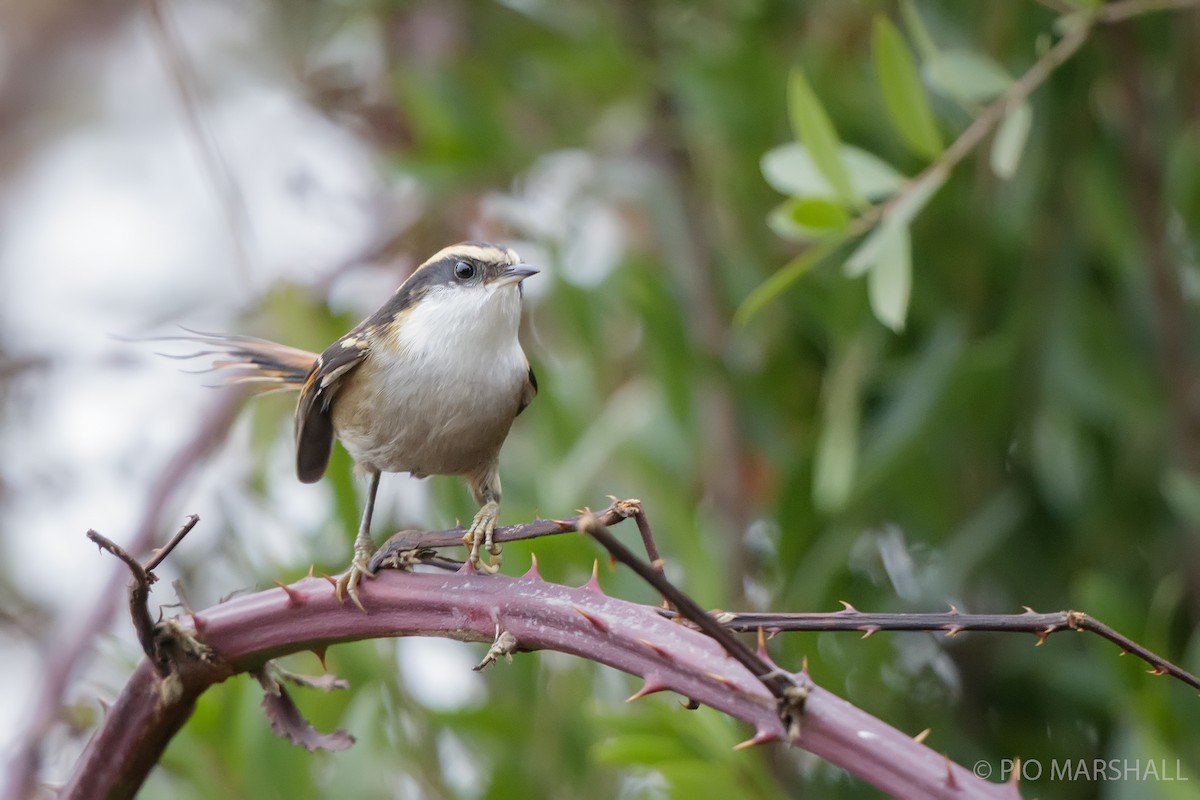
336 469 380 612
463 468 502 574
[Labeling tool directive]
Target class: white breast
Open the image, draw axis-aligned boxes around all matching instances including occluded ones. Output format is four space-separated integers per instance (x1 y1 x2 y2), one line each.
332 283 529 477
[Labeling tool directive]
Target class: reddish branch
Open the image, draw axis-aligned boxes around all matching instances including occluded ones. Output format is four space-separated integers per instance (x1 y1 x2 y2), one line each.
61 557 1017 800
57 501 1198 799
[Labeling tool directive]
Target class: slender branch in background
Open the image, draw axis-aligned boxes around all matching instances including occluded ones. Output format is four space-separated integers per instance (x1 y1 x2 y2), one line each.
143 0 254 280
1 394 241 800
739 0 1200 321
1101 4 1200 619
617 0 754 599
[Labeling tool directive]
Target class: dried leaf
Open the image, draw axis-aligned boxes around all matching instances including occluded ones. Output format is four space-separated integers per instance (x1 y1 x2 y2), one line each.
258 671 355 752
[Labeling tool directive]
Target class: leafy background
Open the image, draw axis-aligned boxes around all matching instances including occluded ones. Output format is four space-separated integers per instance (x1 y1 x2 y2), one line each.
1 1 1199 798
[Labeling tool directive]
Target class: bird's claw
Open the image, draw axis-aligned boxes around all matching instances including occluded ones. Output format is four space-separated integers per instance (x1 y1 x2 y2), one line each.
335 542 376 612
463 502 502 574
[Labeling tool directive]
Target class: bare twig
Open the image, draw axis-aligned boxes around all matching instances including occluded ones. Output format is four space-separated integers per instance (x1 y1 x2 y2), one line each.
86 515 202 677
684 606 1200 693
144 514 200 573
579 513 809 739
367 498 661 573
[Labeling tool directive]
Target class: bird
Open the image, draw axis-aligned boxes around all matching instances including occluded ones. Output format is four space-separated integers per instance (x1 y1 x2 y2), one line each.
167 241 539 610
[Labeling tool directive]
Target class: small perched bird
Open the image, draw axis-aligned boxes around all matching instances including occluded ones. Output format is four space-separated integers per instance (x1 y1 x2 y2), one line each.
171 242 538 609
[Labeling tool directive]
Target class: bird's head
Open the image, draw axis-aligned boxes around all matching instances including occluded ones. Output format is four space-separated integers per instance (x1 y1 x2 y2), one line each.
383 242 538 351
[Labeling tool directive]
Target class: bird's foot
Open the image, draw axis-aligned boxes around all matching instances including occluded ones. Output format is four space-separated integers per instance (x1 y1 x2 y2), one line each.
463 501 502 574
335 538 376 612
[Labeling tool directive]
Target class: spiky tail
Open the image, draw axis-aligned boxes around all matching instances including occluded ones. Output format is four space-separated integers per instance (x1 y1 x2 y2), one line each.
155 329 317 393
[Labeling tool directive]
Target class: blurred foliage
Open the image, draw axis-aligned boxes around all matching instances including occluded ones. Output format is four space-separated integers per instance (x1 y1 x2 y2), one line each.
111 0 1200 797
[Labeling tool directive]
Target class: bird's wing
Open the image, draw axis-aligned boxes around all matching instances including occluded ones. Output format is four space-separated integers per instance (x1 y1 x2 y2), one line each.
517 365 537 416
295 336 371 483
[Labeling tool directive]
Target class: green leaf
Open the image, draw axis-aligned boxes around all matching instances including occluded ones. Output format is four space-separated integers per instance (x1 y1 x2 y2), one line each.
900 0 939 63
925 49 1012 105
813 339 868 512
990 100 1033 179
844 224 887 278
762 143 905 201
872 16 942 159
767 198 850 241
867 222 912 332
734 235 845 325
845 168 943 278
787 68 860 206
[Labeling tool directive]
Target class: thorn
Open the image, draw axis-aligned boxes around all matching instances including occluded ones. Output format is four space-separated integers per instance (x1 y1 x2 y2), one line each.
858 626 879 639
458 558 477 575
321 573 337 588
913 728 931 744
947 604 959 615
306 564 315 579
1118 649 1129 656
1021 605 1037 614
274 580 305 606
733 729 781 750
681 698 700 710
942 625 963 638
756 627 770 661
581 560 604 593
98 698 111 716
837 600 858 613
521 553 542 581
189 612 207 633
944 754 960 790
705 672 738 690
625 676 670 702
637 638 672 660
311 647 328 671
1149 666 1168 676
1035 626 1055 646
574 606 609 633
800 656 810 678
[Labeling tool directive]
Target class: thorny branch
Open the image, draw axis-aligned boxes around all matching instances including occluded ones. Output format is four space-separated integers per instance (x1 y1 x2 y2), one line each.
57 499 1197 800
683 605 1200 693
62 509 1017 800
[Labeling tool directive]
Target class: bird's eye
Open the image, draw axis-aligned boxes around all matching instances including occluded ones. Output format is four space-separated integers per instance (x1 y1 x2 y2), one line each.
454 261 476 281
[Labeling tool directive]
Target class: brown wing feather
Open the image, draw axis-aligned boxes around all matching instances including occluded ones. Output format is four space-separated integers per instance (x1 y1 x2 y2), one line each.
517 365 537 416
294 341 371 483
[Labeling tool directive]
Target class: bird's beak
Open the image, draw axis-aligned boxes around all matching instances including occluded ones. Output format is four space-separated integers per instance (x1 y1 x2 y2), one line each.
496 263 539 286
